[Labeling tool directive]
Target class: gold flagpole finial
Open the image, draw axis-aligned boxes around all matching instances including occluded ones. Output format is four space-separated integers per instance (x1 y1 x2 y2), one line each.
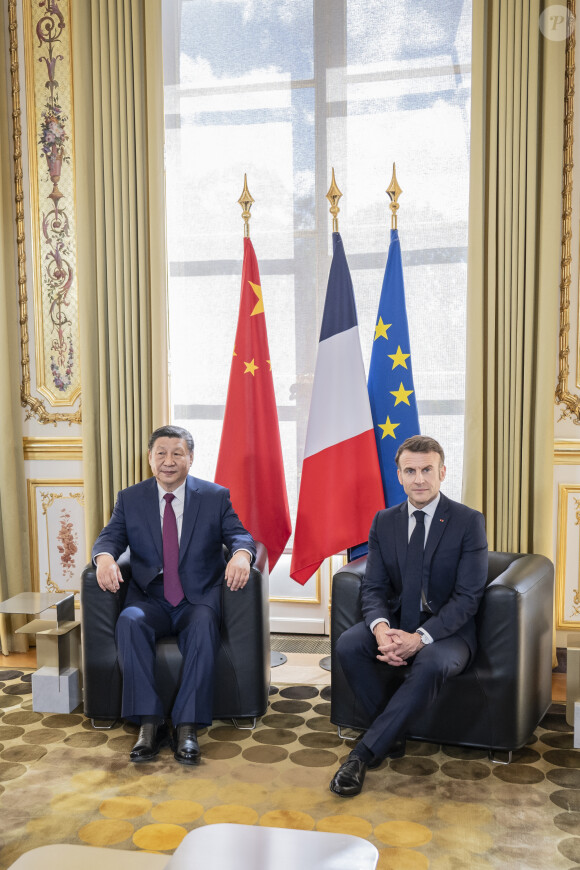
386 163 402 230
238 173 255 238
326 167 343 233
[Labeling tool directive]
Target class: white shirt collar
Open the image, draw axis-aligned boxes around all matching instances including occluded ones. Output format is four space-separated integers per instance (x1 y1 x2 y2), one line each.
156 480 187 504
407 492 441 519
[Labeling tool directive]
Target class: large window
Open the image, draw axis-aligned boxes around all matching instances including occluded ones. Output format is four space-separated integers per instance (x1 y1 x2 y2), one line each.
162 0 472 537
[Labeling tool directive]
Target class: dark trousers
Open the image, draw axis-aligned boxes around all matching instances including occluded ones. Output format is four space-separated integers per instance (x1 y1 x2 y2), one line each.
115 578 220 727
336 620 470 760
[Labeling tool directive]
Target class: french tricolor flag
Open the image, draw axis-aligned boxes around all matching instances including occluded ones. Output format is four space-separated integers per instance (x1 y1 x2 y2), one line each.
290 233 385 585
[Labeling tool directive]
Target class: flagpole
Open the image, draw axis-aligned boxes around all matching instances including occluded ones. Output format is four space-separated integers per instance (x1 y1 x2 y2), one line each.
318 168 345 674
236 174 288 669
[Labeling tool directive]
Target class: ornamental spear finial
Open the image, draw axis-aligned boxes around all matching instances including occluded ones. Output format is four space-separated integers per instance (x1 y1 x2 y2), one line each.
238 173 254 238
386 163 402 230
326 167 343 233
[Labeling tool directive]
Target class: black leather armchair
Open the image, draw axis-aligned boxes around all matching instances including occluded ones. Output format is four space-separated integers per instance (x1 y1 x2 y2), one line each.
330 551 554 761
81 542 270 728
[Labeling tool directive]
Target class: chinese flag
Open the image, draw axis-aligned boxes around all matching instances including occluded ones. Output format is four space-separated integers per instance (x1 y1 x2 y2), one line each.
215 237 291 571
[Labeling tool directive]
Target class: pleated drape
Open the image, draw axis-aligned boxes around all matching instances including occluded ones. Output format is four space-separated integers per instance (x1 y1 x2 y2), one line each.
464 0 564 560
72 0 168 544
0 3 31 614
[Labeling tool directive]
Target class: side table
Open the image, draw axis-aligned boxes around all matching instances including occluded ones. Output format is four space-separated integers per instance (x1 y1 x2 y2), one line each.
0 592 81 713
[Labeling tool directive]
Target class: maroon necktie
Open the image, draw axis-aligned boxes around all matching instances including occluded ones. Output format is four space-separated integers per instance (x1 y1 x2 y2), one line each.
163 493 184 606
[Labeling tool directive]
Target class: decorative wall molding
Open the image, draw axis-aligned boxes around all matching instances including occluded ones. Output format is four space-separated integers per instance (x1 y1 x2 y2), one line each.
555 439 580 464
8 0 81 424
22 437 83 461
26 478 85 595
556 0 579 421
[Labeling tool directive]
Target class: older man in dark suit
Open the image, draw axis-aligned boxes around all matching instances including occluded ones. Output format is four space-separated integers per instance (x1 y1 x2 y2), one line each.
93 425 255 766
330 435 488 796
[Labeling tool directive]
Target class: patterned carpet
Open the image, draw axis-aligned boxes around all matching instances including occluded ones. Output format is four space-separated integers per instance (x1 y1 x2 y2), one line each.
0 668 578 869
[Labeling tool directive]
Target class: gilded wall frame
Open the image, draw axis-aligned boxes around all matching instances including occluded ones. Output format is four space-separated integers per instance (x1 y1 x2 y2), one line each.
8 0 81 424
27 479 85 596
557 0 580 419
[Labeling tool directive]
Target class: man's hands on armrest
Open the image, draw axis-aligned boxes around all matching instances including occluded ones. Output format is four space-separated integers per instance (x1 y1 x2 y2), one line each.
225 550 251 591
95 554 124 593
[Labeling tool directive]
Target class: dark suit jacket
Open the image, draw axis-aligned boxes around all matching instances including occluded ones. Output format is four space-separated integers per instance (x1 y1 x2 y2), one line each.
362 493 488 656
92 475 256 616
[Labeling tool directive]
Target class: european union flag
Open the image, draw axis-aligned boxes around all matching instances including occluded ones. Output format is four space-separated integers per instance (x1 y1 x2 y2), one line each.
368 227 420 507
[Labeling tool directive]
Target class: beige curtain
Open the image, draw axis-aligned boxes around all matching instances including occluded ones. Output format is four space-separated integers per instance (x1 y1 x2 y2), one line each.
0 2 31 611
72 0 169 547
464 0 564 560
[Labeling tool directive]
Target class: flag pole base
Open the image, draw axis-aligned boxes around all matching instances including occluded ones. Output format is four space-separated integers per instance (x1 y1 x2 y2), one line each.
319 655 331 671
271 651 287 667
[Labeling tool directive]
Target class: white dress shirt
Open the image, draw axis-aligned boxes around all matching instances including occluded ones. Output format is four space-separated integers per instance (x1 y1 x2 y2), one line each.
369 493 442 644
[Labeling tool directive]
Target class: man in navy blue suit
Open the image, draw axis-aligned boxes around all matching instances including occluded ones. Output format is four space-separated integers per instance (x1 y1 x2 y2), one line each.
330 435 488 796
93 425 256 765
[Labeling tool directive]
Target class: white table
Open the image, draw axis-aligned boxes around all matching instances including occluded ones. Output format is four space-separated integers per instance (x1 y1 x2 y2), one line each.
8 824 379 870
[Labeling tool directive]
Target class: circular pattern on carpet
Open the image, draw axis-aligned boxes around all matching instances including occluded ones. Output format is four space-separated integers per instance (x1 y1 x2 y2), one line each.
259 809 315 830
78 819 134 846
0 671 575 869
204 804 259 825
252 727 297 746
99 796 153 819
270 699 312 714
151 800 204 824
202 741 242 759
439 760 491 781
289 748 338 767
492 764 545 784
241 745 288 764
375 820 432 848
262 713 305 729
548 768 580 789
278 685 319 700
316 813 373 837
132 823 186 851
390 756 440 777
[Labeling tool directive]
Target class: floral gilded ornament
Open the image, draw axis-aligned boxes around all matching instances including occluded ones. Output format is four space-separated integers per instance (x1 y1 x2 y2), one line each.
32 0 79 400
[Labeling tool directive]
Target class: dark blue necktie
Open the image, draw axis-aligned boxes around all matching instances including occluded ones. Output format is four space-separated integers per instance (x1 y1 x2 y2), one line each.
400 510 425 632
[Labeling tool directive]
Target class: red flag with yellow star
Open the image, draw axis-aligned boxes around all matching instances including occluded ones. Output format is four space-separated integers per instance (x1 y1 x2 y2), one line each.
215 237 291 571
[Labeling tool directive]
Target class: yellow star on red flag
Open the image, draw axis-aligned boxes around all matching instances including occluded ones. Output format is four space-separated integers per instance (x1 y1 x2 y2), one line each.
244 358 259 376
249 282 264 316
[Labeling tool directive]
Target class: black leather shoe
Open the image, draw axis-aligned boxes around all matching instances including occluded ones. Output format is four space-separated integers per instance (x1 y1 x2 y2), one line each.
387 738 406 759
174 724 201 765
329 754 367 797
129 722 170 762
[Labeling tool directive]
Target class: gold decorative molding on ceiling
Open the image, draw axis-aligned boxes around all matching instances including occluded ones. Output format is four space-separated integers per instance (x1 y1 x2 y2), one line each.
23 438 83 462
8 0 81 425
556 0 580 422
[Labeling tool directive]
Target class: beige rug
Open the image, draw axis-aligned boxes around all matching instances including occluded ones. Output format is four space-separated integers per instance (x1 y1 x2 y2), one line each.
0 667 578 869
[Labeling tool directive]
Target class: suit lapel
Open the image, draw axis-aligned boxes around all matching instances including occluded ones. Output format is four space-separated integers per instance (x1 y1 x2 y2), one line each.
179 475 200 563
395 502 408 579
144 478 163 562
424 493 450 567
